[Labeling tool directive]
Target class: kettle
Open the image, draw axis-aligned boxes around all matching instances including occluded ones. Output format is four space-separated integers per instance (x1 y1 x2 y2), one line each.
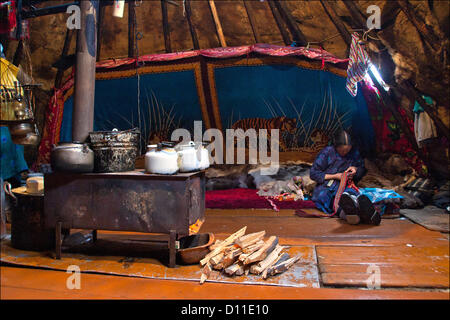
145 142 179 175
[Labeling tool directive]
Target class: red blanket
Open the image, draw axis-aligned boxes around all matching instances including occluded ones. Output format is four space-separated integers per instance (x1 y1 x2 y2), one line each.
205 188 316 210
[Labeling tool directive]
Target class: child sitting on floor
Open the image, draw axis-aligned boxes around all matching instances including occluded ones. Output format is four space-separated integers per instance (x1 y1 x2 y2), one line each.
309 130 381 225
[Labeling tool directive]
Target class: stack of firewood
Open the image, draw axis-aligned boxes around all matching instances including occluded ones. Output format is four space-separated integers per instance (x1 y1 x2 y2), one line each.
199 227 299 284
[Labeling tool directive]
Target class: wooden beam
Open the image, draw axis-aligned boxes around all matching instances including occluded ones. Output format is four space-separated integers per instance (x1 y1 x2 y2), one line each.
342 0 367 29
243 0 261 44
380 1 401 29
184 0 199 50
128 1 137 57
320 0 352 46
397 0 441 51
208 0 227 47
54 29 75 88
161 0 172 53
273 0 307 46
267 0 290 46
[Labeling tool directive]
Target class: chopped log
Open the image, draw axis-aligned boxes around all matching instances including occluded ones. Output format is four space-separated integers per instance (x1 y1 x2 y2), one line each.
210 252 225 266
209 239 222 251
235 265 245 276
222 247 243 268
249 245 285 275
239 241 265 262
235 231 265 249
200 262 212 284
200 226 247 266
242 240 265 254
262 252 291 279
224 262 244 276
266 256 300 278
243 236 278 265
212 262 224 270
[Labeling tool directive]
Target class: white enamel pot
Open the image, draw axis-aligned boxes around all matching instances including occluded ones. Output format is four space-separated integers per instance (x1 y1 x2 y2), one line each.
145 145 179 175
176 141 209 172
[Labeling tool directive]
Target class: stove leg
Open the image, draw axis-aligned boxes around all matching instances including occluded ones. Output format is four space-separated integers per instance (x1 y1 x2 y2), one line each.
169 230 176 268
55 222 62 259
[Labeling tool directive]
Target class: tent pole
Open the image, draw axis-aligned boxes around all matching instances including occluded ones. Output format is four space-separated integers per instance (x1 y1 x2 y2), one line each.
267 0 291 46
72 0 98 142
184 0 200 50
272 0 307 46
208 0 227 47
243 0 261 44
161 0 172 53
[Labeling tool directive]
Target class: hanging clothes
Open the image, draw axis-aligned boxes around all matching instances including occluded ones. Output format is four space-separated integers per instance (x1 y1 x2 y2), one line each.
0 1 16 35
413 96 438 147
346 33 371 97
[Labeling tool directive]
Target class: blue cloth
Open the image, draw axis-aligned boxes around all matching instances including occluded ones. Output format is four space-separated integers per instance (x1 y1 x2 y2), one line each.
0 126 28 180
310 146 365 214
358 187 403 203
413 95 434 114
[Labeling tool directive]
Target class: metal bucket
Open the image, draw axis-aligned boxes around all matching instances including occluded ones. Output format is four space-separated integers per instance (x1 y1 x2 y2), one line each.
89 128 140 173
4 184 54 251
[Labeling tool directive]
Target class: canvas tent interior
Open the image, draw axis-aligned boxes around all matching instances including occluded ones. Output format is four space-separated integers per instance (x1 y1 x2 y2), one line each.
1 0 449 188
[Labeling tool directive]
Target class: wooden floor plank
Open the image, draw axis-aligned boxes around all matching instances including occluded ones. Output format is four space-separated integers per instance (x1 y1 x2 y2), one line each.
1 266 448 300
316 245 449 288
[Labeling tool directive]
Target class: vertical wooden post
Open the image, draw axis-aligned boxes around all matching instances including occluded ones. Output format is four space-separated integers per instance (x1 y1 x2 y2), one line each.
72 0 98 143
184 0 199 50
128 0 137 57
161 0 172 53
208 0 227 47
243 0 261 44
169 229 176 268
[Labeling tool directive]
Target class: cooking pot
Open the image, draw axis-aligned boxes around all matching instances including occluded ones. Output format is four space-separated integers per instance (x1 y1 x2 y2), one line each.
89 128 140 173
176 141 210 172
51 141 94 173
8 122 33 136
145 143 179 175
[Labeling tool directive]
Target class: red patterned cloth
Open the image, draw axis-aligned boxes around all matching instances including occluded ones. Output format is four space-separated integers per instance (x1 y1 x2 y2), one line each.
205 188 316 210
96 44 348 70
0 1 16 34
33 72 75 170
362 82 428 176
